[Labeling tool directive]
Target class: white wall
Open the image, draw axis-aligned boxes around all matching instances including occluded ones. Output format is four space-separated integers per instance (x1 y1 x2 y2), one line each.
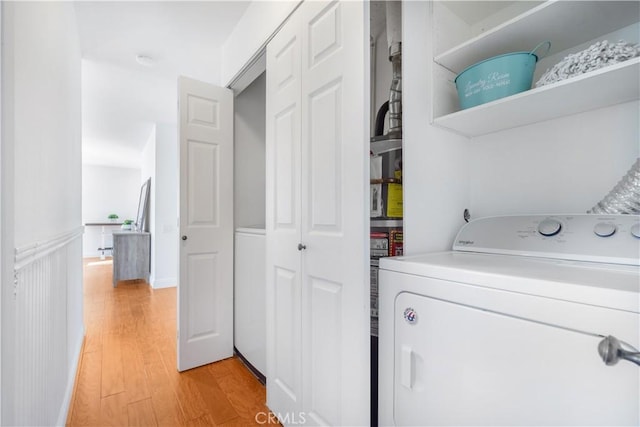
9 6 82 248
1 2 83 425
153 123 178 288
140 127 156 221
234 72 266 228
0 5 4 421
141 127 156 282
221 1 301 87
82 164 142 257
403 1 470 254
402 2 640 254
469 101 640 217
141 124 178 289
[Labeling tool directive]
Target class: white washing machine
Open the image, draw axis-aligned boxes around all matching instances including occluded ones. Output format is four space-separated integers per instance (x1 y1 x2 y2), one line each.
379 214 640 426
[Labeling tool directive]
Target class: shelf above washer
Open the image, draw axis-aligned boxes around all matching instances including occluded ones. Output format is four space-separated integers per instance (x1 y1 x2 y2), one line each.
435 1 640 73
433 58 640 137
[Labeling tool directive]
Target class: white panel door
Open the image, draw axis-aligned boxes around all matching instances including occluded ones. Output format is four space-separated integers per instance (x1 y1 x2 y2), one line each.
178 76 234 372
266 9 303 418
266 1 370 425
299 2 369 425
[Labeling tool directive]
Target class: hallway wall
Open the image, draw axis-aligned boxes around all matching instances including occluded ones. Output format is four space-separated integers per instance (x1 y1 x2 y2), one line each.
153 123 178 288
221 1 301 86
82 164 141 257
141 123 178 289
7 3 82 248
1 2 84 425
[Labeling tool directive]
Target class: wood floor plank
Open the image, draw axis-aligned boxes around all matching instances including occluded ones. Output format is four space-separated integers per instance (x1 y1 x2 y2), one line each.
138 333 163 367
169 370 209 422
149 388 186 427
227 359 266 401
183 366 239 425
121 332 152 403
227 359 265 388
102 294 121 334
207 358 233 379
157 332 180 374
69 258 270 427
101 332 125 397
145 357 186 426
156 337 209 422
128 398 158 427
68 350 102 426
99 391 130 427
216 371 268 421
216 416 264 426
84 299 105 317
83 316 104 354
184 413 217 427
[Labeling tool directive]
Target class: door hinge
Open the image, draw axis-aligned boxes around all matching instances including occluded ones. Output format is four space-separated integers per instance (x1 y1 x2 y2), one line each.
13 270 19 299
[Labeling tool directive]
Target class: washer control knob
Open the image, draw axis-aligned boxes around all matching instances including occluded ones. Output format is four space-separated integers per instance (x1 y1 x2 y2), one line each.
538 218 562 237
631 223 640 238
593 222 617 237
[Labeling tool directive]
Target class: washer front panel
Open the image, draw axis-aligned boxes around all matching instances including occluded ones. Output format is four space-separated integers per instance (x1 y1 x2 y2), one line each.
377 268 640 426
393 290 639 426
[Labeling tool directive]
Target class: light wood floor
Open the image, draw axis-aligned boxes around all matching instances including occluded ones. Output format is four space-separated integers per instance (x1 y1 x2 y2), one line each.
67 258 270 426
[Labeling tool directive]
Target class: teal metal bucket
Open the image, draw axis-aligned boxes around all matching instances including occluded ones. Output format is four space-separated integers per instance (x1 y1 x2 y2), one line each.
454 42 551 109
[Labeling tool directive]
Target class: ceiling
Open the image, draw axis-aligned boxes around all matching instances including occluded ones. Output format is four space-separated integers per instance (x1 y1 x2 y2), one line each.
75 1 250 168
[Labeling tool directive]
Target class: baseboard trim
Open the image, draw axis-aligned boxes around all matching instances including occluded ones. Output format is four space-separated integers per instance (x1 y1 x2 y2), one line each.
83 252 104 258
58 328 85 426
152 277 177 289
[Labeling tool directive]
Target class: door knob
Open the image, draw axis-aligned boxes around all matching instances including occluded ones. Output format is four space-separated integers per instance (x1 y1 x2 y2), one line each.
297 243 306 251
598 335 640 367
182 235 188 241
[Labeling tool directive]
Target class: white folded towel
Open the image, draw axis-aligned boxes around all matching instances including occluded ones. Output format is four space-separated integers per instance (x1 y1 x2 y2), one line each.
535 40 640 87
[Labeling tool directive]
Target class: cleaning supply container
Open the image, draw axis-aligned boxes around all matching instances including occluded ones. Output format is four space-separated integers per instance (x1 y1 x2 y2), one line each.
454 42 550 109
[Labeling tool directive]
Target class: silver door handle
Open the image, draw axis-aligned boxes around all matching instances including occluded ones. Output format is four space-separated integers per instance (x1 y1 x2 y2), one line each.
297 243 306 251
598 335 640 367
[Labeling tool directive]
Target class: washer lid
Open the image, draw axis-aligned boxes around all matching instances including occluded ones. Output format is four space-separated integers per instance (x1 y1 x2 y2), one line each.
379 251 639 313
453 214 640 266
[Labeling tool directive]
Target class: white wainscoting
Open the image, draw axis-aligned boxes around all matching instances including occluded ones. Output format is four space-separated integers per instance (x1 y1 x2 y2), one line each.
9 227 84 426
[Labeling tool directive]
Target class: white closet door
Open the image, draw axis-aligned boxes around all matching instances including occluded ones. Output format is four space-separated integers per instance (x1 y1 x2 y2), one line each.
299 1 369 426
266 10 303 418
177 76 234 372
266 1 369 425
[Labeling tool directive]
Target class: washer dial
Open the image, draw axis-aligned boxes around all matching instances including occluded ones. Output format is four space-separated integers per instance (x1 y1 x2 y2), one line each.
593 222 617 237
538 218 562 237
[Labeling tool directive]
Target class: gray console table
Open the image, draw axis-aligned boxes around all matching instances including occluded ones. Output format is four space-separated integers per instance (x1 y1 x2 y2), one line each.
112 231 150 287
